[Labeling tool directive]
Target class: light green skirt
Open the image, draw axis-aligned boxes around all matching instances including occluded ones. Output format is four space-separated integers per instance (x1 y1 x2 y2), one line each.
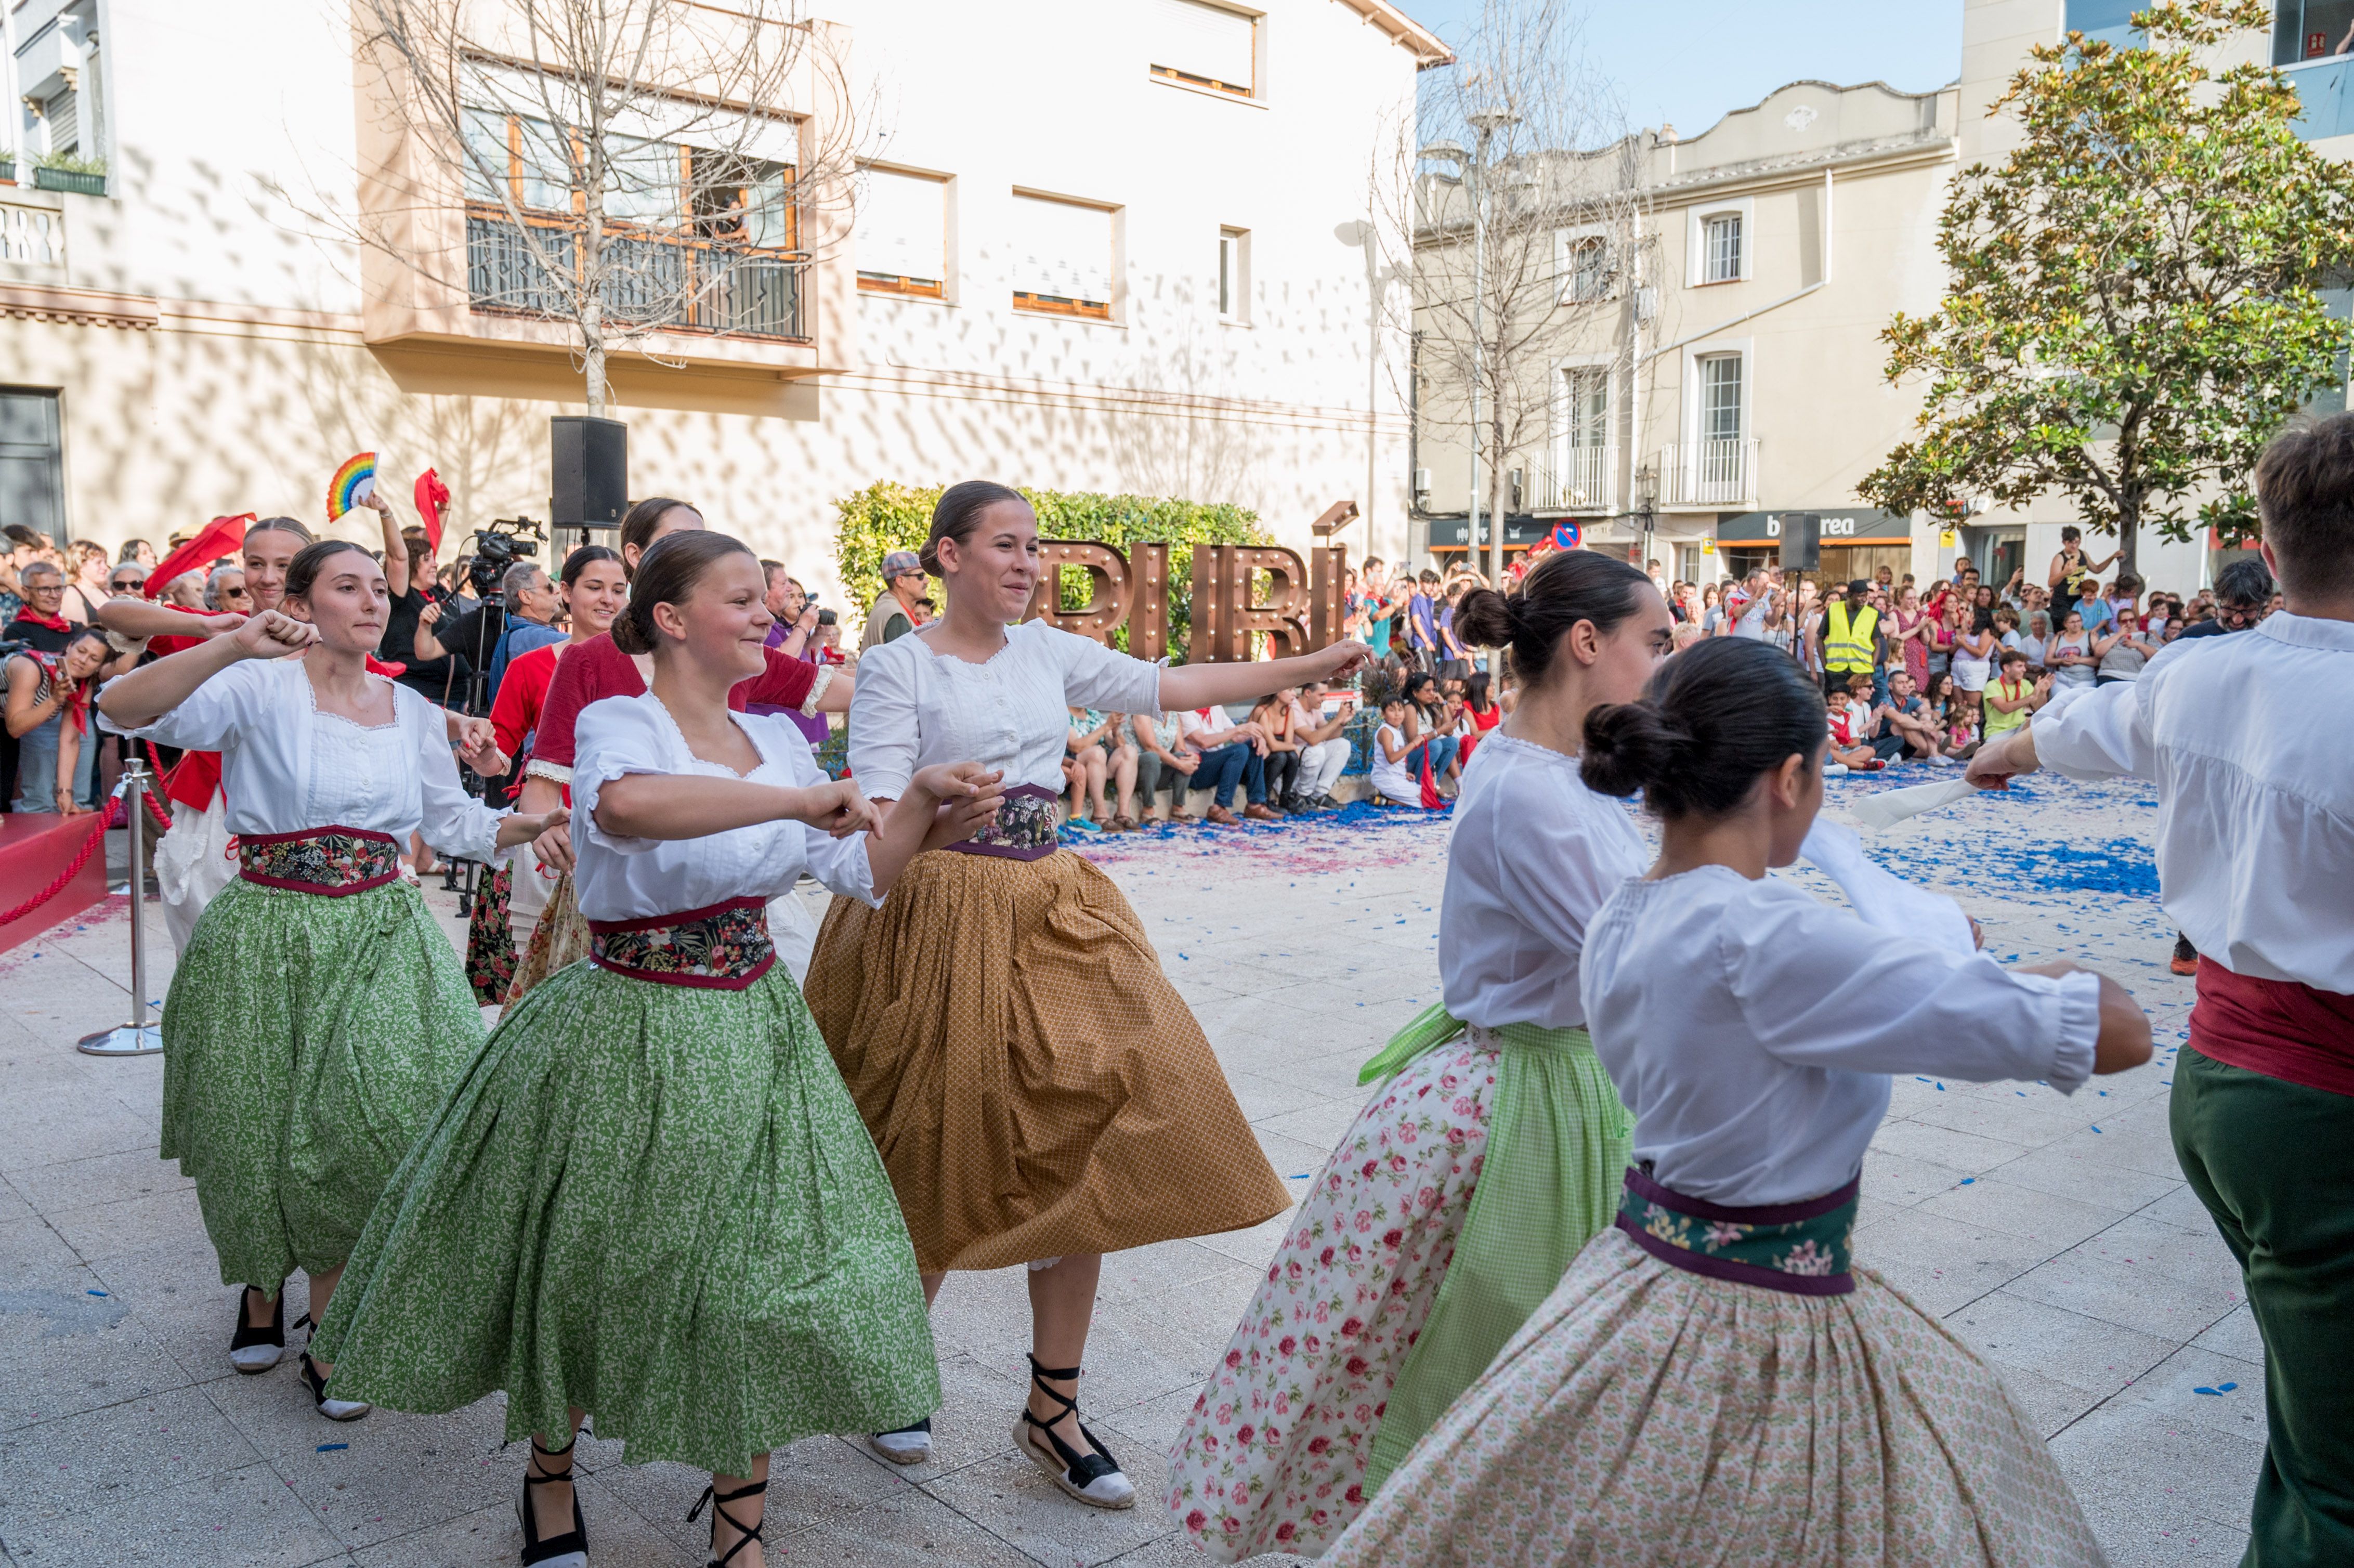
311 959 940 1476
159 877 485 1289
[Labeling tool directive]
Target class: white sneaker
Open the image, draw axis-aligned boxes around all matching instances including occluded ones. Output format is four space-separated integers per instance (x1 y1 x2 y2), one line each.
1825 762 1850 777
1928 754 1959 767
870 1417 932 1465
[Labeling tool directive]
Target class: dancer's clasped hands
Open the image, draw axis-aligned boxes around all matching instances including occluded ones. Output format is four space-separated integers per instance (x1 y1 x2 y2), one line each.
229 608 321 659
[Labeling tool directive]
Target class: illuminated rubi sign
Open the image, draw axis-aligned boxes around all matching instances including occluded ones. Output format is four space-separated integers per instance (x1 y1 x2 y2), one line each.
1024 541 1350 661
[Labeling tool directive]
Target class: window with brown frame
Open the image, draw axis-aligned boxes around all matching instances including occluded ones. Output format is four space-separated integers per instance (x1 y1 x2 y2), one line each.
1148 0 1256 97
1011 193 1114 320
856 166 947 298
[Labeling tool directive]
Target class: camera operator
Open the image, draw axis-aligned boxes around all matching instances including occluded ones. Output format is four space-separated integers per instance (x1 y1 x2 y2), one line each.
412 560 564 713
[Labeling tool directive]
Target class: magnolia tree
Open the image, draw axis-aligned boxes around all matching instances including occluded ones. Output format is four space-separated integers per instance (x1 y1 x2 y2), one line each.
1375 0 1641 583
350 0 860 415
1860 0 2354 570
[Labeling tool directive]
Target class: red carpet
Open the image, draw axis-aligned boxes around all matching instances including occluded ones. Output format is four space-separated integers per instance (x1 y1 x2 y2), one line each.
0 811 111 955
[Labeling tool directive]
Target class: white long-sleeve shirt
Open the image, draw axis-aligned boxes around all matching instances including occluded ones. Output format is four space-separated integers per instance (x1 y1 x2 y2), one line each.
1438 734 1647 1030
1580 868 2099 1206
100 658 503 863
571 694 877 921
2031 611 2354 991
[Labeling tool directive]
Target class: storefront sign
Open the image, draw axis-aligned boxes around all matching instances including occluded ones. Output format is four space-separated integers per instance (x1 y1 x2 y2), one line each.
1716 507 1912 546
1700 536 1715 555
1025 540 1348 662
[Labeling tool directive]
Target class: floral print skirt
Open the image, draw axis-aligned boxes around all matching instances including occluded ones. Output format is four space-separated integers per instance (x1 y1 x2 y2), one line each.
159 878 485 1287
311 959 939 1477
1165 1037 1496 1563
1328 1228 2107 1568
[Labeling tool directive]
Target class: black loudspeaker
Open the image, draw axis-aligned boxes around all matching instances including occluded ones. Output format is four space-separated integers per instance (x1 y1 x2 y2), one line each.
551 416 627 529
1781 511 1822 572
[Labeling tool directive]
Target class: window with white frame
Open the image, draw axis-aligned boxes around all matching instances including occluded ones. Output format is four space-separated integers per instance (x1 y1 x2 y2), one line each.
857 167 948 298
1012 192 1115 319
1218 227 1248 321
1149 0 1257 97
1702 212 1743 283
1700 353 1744 442
1558 231 1610 303
1559 365 1610 507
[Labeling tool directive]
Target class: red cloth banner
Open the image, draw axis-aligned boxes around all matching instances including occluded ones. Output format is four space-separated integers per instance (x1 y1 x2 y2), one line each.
143 515 251 599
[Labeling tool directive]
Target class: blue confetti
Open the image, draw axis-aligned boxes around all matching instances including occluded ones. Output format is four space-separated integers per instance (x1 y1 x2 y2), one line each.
316 1442 349 1452
1288 1172 1311 1179
2193 1384 2240 1397
2090 1125 2103 1133
1959 1178 1976 1185
86 1289 108 1297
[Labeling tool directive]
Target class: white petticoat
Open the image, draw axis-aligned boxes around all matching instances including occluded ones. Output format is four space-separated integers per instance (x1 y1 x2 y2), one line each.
155 793 235 954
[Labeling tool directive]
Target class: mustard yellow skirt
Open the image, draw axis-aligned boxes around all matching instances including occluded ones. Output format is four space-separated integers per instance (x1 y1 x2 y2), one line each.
805 847 1289 1273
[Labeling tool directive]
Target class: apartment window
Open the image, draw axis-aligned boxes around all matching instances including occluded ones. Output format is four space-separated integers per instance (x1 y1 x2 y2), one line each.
0 389 66 540
1218 228 1248 321
1149 0 1257 97
857 167 948 298
2073 0 2147 49
1702 213 1743 284
1701 354 1744 441
1559 233 1609 303
1564 367 1608 448
460 106 795 246
1012 193 1115 320
2275 2 2354 62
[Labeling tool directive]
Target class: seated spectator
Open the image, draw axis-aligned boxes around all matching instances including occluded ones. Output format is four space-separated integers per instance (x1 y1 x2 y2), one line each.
1063 706 1113 832
1945 690 1982 760
1457 671 1503 765
1872 669 1948 764
1287 681 1352 809
1367 693 1421 805
2046 609 2097 688
2094 609 2161 685
1178 701 1276 825
1402 671 1461 793
1983 649 2048 742
1823 686 1884 774
1132 710 1201 823
2017 609 2050 667
1249 689 1304 814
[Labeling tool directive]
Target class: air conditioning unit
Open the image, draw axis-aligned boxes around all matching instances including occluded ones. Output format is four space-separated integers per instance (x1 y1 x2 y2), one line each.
1508 467 1524 510
1636 286 1658 325
1411 467 1431 500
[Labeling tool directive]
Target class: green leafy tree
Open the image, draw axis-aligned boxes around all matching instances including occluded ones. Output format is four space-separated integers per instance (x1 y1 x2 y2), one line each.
1860 0 2354 569
832 481 1270 660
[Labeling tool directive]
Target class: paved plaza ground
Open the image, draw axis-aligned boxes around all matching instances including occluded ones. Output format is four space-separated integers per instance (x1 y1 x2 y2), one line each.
0 774 2260 1566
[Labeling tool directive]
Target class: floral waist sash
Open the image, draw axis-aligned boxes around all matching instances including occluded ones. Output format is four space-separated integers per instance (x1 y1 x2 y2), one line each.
238 827 402 895
1615 1166 1858 1297
940 782 1062 863
587 896 775 990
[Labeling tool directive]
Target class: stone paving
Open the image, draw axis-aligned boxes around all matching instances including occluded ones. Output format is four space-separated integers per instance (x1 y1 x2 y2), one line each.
0 773 2261 1566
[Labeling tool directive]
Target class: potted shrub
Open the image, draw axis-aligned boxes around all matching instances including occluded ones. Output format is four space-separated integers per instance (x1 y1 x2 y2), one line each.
32 152 106 196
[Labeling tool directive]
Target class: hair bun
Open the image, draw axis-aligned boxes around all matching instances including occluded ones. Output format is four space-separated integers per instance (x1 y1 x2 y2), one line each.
1578 699 1684 798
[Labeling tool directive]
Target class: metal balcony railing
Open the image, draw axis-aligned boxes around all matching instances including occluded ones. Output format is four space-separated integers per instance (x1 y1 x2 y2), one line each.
1526 443 1614 513
465 209 806 341
1659 438 1758 507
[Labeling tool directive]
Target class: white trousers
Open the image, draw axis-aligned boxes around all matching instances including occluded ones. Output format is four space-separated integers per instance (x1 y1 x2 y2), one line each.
1300 737 1351 796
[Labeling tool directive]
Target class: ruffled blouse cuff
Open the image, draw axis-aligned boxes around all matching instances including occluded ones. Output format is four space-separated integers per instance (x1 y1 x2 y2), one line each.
799 665 835 718
525 758 573 785
2043 969 2103 1095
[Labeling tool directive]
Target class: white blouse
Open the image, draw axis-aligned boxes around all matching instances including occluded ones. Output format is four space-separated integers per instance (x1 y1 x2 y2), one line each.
1579 867 2100 1206
100 658 502 863
571 694 875 921
846 620 1164 799
2032 612 2354 991
1439 734 1647 1030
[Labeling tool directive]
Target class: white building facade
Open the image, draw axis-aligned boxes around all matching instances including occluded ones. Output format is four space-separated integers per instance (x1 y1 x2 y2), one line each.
0 1 1443 594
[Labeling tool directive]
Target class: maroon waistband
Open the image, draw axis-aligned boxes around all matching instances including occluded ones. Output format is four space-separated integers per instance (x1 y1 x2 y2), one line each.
237 827 402 896
588 895 775 990
2190 958 2354 1099
940 782 1064 862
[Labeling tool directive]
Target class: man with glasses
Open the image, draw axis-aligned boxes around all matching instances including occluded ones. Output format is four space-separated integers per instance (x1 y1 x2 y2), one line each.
2178 555 2271 640
4 561 76 654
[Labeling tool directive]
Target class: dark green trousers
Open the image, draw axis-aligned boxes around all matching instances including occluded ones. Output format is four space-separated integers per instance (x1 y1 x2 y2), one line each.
2170 1047 2354 1567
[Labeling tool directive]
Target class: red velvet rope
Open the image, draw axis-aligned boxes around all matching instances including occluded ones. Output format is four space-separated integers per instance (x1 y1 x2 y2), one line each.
0 798 123 927
138 742 179 829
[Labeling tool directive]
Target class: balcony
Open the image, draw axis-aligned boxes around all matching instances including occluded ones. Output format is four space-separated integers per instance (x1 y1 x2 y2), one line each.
1526 443 1614 513
465 211 806 342
1659 438 1758 508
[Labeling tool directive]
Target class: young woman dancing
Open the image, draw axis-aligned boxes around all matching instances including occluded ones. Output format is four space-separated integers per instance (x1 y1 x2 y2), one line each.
1166 552 1673 1559
506 497 850 998
315 531 994 1568
95 541 559 1419
1328 637 2150 1568
462 543 630 1001
805 480 1370 1508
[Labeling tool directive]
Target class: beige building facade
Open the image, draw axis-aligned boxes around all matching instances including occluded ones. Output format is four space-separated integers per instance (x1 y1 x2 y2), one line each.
1414 0 2349 599
0 1 1444 597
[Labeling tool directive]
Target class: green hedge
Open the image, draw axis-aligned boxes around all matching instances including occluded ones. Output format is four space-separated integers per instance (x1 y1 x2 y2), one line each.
833 482 1271 659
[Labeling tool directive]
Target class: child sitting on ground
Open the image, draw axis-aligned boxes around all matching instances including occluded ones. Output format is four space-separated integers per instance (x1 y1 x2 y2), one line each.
1824 687 1885 775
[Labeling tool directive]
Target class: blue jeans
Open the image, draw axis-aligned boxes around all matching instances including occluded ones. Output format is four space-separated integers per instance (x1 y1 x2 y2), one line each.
1408 734 1459 780
11 711 61 814
1195 742 1264 808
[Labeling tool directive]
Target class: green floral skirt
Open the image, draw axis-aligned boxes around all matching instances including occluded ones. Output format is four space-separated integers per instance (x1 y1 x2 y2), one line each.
311 959 939 1476
160 877 486 1288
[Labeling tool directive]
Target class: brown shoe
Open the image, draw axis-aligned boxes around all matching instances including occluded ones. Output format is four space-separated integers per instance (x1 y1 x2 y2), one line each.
1243 803 1280 822
1170 812 1198 825
1204 805 1238 826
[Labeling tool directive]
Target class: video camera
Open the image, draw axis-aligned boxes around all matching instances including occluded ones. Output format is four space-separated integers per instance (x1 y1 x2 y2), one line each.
466 515 547 605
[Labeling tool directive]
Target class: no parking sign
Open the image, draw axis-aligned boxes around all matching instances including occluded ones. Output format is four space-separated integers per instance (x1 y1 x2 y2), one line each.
1550 521 1581 551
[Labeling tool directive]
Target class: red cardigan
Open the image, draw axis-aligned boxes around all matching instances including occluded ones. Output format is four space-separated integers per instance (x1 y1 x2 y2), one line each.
528 633 821 779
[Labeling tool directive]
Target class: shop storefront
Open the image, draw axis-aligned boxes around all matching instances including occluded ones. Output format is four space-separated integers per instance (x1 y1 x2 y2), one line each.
1711 507 1914 584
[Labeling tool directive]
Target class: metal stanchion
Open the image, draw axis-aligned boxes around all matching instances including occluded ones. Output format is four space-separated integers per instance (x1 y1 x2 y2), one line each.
78 756 163 1057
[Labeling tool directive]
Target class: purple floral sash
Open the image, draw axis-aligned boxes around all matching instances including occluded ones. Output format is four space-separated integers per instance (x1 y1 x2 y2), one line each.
237 827 402 896
1613 1167 1859 1297
587 896 775 990
940 782 1063 862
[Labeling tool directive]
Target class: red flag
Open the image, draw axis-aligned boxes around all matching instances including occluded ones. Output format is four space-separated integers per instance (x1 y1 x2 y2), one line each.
414 468 451 555
1418 743 1444 811
143 514 252 600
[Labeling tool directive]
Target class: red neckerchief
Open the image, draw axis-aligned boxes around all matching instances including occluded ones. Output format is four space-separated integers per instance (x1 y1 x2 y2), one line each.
12 607 70 633
32 652 90 734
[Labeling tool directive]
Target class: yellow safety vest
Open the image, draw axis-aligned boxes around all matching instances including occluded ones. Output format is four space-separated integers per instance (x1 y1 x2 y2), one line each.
1826 602 1879 672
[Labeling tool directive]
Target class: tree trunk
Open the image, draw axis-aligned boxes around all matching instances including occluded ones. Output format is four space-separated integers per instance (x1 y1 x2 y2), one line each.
2116 498 2139 582
582 298 606 420
1488 404 1509 585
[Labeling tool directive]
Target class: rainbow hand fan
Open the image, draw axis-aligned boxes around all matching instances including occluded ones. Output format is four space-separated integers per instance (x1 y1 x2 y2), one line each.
326 452 377 520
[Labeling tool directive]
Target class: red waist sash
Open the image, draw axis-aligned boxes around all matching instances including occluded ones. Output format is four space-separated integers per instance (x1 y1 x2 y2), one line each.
2191 958 2354 1099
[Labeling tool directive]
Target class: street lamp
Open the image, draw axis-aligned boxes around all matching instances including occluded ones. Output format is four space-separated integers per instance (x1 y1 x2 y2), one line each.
1634 462 1657 577
1420 106 1518 585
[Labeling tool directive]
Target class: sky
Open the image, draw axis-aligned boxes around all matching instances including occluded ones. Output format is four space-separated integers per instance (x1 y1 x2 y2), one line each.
1395 1 1967 143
